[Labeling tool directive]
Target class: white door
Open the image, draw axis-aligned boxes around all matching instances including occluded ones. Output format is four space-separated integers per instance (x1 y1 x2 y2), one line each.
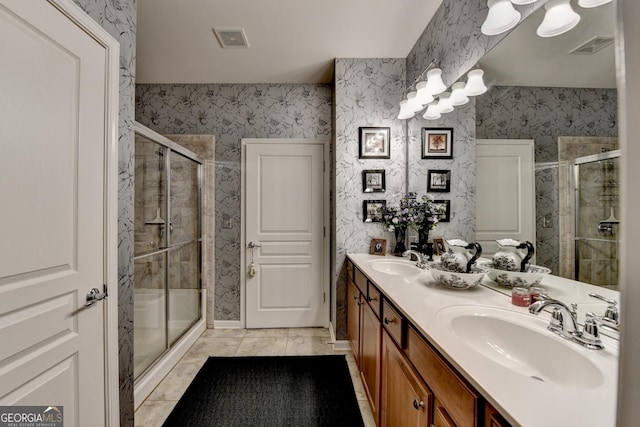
0 1 114 425
244 140 325 328
476 139 536 258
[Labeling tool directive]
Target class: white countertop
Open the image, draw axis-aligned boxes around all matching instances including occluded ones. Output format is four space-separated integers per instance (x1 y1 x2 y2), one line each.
347 253 619 427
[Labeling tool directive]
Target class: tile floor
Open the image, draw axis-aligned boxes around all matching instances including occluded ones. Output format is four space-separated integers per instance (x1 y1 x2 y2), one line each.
134 328 376 427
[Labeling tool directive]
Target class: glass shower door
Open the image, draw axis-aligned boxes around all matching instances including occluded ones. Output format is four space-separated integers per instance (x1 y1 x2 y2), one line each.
574 151 620 290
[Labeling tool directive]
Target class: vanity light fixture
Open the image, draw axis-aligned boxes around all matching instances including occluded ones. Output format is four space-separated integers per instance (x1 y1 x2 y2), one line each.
577 0 612 8
406 91 425 113
424 68 447 96
397 100 415 120
464 69 488 96
423 102 442 120
450 82 470 106
481 0 521 36
436 92 454 114
536 0 581 38
511 0 538 4
415 81 436 106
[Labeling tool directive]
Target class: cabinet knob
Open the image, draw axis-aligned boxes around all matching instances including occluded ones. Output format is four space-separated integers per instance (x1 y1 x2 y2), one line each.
353 295 358 300
356 301 362 306
384 317 394 325
413 399 425 410
367 296 377 302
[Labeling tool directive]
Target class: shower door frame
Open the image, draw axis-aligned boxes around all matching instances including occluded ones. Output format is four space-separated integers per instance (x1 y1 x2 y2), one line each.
573 149 621 284
133 123 205 403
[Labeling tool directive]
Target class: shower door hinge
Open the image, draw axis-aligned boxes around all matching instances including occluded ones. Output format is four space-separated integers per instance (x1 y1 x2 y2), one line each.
323 161 325 172
324 226 326 237
323 292 326 303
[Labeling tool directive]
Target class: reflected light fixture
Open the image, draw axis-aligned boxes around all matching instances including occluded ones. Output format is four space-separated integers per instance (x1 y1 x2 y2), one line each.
578 0 612 7
424 68 447 96
423 102 441 120
511 0 538 4
481 0 521 36
415 81 435 105
465 69 487 96
397 100 414 120
450 82 469 106
406 91 424 113
537 0 581 38
437 92 454 114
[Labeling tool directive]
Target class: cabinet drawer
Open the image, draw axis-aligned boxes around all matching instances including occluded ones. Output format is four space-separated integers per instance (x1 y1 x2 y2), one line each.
366 281 381 318
407 327 478 427
354 267 367 294
382 300 404 348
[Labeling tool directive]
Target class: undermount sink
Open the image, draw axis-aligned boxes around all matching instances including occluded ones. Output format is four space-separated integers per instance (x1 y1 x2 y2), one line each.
436 305 604 389
369 259 422 277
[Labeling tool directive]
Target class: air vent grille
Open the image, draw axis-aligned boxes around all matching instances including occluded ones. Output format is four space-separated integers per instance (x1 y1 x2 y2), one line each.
570 36 614 55
213 28 250 49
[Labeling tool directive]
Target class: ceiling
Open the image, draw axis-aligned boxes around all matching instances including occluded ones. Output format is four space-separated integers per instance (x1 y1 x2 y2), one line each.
479 2 616 88
136 0 444 84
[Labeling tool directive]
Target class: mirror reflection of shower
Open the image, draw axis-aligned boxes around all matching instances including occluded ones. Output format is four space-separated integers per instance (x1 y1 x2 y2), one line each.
573 149 620 291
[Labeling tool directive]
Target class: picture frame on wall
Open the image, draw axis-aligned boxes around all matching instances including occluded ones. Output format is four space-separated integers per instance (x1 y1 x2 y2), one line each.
422 127 453 159
432 237 445 255
369 238 387 256
363 200 386 223
362 169 386 193
359 127 391 159
433 200 451 222
427 169 451 192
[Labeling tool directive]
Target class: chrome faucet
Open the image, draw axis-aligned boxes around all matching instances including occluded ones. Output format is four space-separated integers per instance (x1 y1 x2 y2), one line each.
402 250 428 269
529 297 604 350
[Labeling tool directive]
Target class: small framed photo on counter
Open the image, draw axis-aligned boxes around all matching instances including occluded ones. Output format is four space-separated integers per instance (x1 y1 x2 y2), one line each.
422 127 453 159
362 169 386 193
369 238 387 256
432 237 445 255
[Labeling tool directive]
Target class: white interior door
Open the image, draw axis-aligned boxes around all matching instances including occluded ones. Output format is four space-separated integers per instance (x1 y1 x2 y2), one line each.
476 139 536 259
0 1 113 425
244 140 325 328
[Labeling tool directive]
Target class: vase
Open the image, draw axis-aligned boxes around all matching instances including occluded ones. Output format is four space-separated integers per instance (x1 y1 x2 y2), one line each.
393 228 407 257
417 226 433 261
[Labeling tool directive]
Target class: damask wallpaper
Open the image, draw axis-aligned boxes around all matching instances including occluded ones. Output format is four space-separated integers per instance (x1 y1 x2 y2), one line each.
71 0 137 425
135 84 332 322
477 86 618 273
333 58 406 339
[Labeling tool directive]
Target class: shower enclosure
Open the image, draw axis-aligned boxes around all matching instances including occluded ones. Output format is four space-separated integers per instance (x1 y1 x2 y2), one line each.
573 150 620 290
134 125 202 380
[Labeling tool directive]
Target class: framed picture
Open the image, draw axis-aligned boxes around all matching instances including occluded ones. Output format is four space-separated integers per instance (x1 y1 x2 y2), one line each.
363 200 386 223
433 199 451 222
359 127 391 159
369 238 387 256
433 237 445 256
427 169 451 192
362 169 386 193
422 127 453 159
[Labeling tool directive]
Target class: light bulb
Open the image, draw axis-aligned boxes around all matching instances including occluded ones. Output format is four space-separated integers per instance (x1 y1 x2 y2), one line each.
423 102 441 120
465 69 488 96
537 0 581 38
481 0 521 36
424 68 447 96
450 82 469 106
437 93 454 114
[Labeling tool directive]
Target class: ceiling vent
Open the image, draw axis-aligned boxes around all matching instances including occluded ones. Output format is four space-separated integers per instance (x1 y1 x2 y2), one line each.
570 36 614 55
212 28 250 49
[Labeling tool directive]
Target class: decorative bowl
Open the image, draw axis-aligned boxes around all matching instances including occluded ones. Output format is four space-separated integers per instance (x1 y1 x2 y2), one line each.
478 261 551 289
428 262 487 290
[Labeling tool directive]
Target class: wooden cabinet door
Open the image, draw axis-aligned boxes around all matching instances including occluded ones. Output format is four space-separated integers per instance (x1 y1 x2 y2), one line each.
360 298 381 422
434 399 458 427
381 332 432 427
347 279 361 362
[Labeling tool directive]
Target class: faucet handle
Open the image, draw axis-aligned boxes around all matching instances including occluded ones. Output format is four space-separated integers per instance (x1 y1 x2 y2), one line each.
575 316 605 350
589 293 619 323
589 293 617 306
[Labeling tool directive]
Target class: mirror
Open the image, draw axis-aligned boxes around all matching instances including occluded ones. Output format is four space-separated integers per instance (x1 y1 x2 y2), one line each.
407 2 620 329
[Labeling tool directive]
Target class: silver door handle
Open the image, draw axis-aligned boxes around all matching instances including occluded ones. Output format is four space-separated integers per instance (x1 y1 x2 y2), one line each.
248 241 262 248
85 286 107 307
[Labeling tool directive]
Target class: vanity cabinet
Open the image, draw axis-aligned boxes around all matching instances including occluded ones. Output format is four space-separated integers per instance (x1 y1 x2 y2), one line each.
381 330 432 427
346 259 512 427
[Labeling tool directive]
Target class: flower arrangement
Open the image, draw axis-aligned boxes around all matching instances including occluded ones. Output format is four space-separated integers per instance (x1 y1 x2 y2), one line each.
382 192 442 232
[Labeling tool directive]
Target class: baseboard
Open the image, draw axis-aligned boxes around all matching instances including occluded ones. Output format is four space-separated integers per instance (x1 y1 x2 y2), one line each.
134 318 206 409
333 340 351 351
213 320 242 329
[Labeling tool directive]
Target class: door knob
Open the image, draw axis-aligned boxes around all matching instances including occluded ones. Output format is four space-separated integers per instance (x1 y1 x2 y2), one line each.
85 286 107 307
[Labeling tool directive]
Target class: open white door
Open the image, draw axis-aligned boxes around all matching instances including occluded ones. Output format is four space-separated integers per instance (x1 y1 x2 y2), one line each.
243 139 326 328
476 139 536 258
0 1 119 425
